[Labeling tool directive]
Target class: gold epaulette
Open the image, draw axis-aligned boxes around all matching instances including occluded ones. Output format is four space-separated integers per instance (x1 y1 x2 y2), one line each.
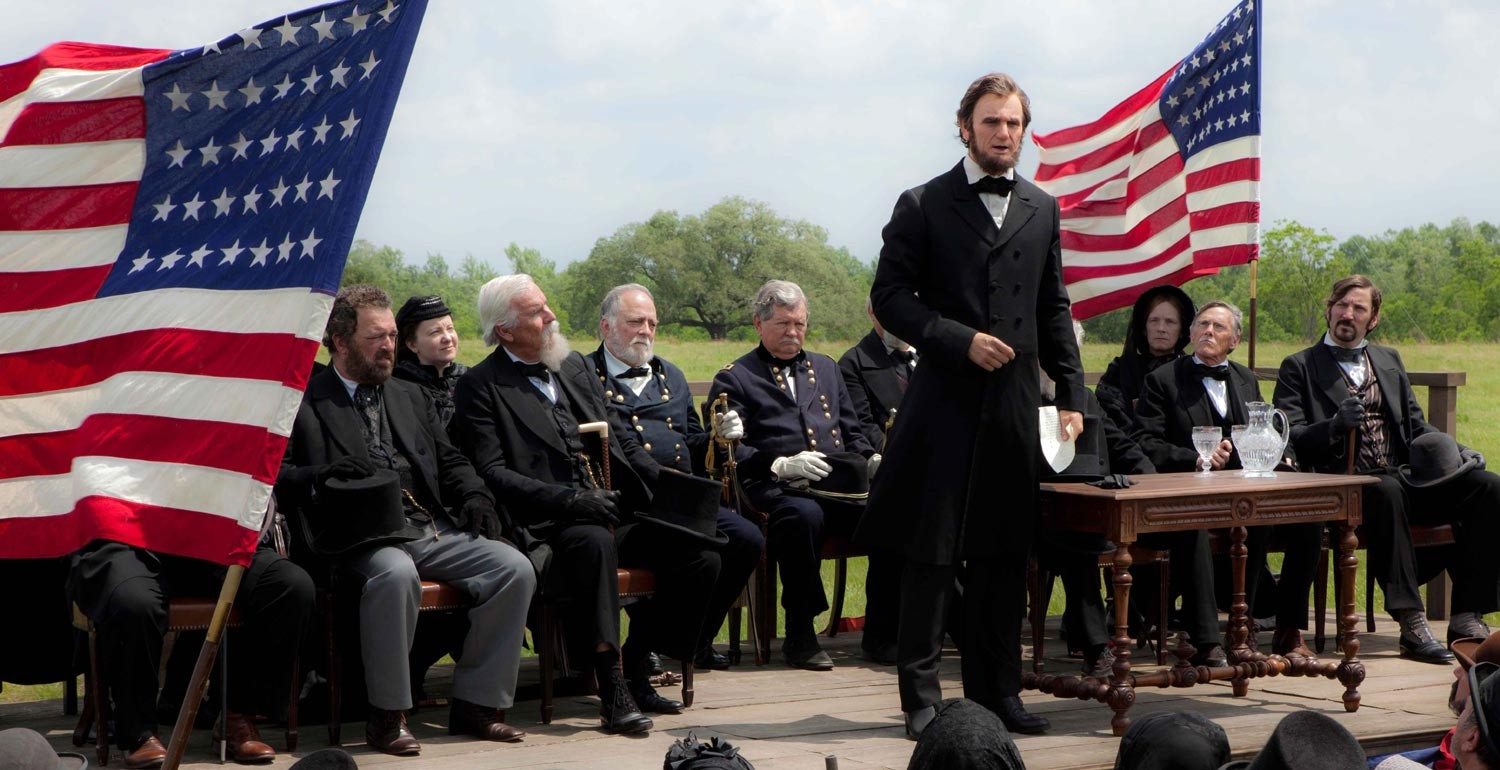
720 363 735 371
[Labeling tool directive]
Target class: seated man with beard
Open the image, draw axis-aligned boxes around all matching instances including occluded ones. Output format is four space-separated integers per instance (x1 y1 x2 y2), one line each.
450 275 723 735
588 283 763 671
278 285 536 757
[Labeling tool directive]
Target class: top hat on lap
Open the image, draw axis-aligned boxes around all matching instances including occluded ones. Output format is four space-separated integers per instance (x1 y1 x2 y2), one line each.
304 469 425 556
1397 432 1478 489
636 468 730 545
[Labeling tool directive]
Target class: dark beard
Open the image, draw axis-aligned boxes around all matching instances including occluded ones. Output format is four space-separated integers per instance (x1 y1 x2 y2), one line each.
344 343 393 386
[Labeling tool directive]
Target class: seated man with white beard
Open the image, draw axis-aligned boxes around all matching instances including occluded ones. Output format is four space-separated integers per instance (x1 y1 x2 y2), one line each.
450 275 722 735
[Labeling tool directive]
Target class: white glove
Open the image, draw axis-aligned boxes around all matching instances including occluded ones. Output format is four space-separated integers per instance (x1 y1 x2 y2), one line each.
717 409 745 441
772 450 831 482
867 452 882 476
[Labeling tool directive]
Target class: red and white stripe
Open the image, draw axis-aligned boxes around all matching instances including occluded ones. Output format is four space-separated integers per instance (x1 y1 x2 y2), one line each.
0 44 322 565
1033 68 1260 320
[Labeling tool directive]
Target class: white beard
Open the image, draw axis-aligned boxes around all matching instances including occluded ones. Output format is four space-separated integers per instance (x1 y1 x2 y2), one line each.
609 335 655 368
539 321 571 372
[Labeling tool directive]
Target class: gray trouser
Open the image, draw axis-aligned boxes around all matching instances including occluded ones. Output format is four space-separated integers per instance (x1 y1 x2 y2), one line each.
345 520 536 710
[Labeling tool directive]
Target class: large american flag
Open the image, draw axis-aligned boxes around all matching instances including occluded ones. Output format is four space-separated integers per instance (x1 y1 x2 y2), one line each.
1033 0 1262 320
0 0 427 566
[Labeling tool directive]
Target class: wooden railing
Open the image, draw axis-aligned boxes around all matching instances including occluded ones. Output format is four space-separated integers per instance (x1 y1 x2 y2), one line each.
688 370 1467 435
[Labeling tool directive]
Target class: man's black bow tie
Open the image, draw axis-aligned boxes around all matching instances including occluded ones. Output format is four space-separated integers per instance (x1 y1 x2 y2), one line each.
891 349 916 366
620 366 650 379
1195 363 1231 381
972 176 1016 197
518 361 551 382
1326 345 1364 364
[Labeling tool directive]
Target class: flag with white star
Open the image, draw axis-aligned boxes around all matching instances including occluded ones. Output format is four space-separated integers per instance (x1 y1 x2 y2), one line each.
1033 0 1261 320
0 0 428 565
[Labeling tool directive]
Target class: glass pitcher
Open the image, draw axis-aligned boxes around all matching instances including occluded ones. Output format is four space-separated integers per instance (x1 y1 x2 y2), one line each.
1237 401 1290 477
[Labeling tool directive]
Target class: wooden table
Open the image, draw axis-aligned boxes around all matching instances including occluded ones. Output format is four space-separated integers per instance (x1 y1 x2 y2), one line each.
1026 471 1379 735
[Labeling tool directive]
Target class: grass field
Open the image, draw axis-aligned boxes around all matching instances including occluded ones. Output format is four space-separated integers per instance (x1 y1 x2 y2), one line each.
7 338 1485 703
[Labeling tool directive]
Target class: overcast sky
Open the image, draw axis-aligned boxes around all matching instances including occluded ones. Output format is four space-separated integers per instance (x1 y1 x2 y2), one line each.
7 1 1499 271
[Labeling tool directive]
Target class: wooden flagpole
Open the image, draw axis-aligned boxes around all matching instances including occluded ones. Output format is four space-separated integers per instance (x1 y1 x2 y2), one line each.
1247 258 1259 369
162 564 244 770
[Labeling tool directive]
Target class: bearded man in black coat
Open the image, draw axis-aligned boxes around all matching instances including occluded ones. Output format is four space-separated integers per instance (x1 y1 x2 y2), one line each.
857 73 1085 738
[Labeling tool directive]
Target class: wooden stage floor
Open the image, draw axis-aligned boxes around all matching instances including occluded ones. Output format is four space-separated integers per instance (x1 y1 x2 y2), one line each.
12 617 1458 770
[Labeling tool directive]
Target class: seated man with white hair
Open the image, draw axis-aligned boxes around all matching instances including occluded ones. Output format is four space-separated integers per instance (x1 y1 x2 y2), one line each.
708 279 880 671
450 274 723 735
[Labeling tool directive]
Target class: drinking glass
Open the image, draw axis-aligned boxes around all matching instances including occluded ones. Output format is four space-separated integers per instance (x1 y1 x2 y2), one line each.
1192 426 1221 477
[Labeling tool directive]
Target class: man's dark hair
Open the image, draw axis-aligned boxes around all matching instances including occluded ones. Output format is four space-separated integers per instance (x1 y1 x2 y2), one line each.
323 284 391 354
1325 274 1383 318
956 73 1032 147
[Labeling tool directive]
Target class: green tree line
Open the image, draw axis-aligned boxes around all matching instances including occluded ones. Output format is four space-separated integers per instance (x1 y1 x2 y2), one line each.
344 200 1500 345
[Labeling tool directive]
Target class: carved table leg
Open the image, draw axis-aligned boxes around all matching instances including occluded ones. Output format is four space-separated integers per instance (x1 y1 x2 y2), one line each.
1336 522 1365 711
1228 525 1251 696
1108 542 1136 736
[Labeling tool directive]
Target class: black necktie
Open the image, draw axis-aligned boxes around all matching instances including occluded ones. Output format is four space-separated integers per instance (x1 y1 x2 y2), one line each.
620 366 650 379
1196 363 1230 382
972 176 1015 197
353 385 381 432
891 349 915 366
519 361 551 382
1327 345 1364 364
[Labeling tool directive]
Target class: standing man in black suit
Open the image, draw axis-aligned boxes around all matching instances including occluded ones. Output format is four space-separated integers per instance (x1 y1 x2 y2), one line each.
1132 301 1322 662
278 285 536 756
708 279 880 672
1273 274 1499 662
857 73 1085 738
588 283 764 669
838 295 914 665
450 274 722 734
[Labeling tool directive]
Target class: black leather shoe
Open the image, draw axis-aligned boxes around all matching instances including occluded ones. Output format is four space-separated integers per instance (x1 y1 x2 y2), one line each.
644 651 665 676
783 636 834 671
1400 615 1456 664
1191 644 1227 668
628 681 684 714
1082 645 1114 679
366 708 421 756
1448 616 1493 646
995 695 1049 735
694 645 731 671
600 670 654 735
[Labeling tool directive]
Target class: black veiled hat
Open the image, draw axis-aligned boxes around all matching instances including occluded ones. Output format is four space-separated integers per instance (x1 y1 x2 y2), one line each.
1115 711 1229 770
396 294 452 340
907 698 1025 770
1216 711 1364 770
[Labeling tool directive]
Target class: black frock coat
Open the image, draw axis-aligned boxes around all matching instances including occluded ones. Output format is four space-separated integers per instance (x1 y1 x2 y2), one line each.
857 162 1085 565
838 329 909 449
1130 356 1263 472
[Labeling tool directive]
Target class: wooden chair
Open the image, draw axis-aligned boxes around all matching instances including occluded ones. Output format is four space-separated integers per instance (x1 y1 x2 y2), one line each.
323 576 470 744
72 501 299 766
1026 544 1172 671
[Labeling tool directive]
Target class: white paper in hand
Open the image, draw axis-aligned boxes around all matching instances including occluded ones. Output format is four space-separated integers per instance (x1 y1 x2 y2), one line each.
1038 405 1075 473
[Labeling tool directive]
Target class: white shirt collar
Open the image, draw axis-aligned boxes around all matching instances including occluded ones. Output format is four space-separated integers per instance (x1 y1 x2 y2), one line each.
962 154 1016 186
1191 355 1228 368
331 364 361 401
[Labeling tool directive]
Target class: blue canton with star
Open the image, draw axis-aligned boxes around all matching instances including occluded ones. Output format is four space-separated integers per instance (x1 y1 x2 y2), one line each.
1160 0 1261 159
99 0 426 298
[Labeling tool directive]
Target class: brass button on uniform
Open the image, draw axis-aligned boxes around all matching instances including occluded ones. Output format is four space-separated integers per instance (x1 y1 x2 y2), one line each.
644 443 653 451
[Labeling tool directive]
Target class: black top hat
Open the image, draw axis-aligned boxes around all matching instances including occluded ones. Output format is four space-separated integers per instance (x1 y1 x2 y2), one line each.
1045 413 1106 483
1470 661 1500 763
1216 711 1364 770
300 469 426 556
636 468 729 545
786 451 869 503
1398 432 1478 489
1115 711 1229 770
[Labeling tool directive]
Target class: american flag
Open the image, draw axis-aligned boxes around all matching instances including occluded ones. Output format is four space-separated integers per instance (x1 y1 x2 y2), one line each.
1033 0 1262 320
0 0 427 565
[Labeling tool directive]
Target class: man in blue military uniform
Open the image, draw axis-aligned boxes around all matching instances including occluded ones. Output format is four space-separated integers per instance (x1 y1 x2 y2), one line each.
709 280 880 670
589 283 764 669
